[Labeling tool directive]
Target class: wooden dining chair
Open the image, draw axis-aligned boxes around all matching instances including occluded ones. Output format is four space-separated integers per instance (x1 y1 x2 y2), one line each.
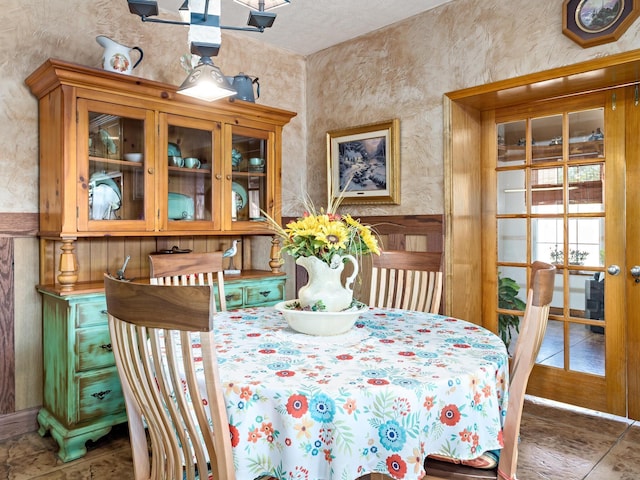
104 273 235 480
422 261 556 480
149 251 227 311
369 250 443 314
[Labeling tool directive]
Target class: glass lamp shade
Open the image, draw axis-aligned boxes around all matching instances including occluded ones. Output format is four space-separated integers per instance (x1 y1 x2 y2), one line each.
233 0 289 11
177 62 236 102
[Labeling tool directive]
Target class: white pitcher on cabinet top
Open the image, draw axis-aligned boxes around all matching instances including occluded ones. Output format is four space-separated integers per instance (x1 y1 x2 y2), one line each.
96 35 143 75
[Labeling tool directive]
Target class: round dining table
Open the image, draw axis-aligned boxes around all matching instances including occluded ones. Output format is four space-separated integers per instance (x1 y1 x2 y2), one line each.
211 306 509 480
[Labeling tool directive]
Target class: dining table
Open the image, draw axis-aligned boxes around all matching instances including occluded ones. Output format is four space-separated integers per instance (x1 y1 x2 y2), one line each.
207 306 509 480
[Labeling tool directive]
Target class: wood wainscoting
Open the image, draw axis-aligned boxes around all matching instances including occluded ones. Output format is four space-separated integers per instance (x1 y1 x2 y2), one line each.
283 214 445 310
0 213 38 419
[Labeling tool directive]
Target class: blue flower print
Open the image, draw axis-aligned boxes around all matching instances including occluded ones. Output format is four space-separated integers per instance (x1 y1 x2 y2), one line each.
392 377 420 388
378 420 406 452
362 369 386 378
267 361 290 370
278 348 301 356
309 393 336 423
416 351 438 359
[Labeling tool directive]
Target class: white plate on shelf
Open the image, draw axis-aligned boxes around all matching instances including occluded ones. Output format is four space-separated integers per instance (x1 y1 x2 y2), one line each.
232 182 247 210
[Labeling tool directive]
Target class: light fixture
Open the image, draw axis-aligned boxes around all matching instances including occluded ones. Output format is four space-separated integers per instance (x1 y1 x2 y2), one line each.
233 0 290 11
127 0 286 32
177 43 236 102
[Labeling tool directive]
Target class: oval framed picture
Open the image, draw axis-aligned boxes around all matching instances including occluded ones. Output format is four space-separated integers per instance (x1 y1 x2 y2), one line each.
563 0 640 47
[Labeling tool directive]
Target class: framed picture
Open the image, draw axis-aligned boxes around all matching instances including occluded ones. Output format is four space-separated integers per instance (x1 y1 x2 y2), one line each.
563 0 640 48
327 119 400 205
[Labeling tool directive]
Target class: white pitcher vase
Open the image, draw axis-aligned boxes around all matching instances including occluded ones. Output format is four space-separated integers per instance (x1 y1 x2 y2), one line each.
296 254 359 312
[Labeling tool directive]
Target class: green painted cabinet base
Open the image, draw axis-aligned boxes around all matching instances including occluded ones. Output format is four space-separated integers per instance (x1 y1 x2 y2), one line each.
37 273 286 462
37 407 127 462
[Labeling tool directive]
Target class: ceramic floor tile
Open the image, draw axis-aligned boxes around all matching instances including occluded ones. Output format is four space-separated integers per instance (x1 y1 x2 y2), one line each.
583 425 640 480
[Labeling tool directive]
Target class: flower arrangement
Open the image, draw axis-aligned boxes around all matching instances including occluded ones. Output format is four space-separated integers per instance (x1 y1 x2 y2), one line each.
267 197 380 266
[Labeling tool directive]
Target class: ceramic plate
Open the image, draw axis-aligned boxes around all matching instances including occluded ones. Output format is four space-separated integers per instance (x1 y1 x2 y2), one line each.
232 182 248 210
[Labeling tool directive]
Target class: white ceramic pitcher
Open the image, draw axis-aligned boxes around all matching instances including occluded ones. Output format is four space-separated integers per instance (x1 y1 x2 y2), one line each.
96 35 143 75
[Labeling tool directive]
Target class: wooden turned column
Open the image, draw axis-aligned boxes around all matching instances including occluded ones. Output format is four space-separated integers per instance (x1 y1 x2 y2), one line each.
269 236 282 273
58 239 78 290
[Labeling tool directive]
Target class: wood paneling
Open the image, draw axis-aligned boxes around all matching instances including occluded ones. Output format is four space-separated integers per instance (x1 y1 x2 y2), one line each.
0 237 14 414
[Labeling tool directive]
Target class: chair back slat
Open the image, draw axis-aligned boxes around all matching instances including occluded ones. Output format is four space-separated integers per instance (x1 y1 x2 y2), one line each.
105 273 236 480
149 252 227 311
370 250 443 314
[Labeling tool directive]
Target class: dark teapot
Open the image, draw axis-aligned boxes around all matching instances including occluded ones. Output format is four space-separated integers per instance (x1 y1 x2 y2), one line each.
226 73 260 102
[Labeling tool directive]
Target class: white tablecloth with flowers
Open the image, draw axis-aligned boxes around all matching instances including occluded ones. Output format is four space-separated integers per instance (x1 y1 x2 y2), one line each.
212 306 509 480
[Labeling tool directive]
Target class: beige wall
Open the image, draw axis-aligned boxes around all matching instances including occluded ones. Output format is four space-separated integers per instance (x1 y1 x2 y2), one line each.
305 0 640 214
4 0 640 411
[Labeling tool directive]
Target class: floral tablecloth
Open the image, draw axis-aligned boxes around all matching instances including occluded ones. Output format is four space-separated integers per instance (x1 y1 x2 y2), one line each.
213 307 509 480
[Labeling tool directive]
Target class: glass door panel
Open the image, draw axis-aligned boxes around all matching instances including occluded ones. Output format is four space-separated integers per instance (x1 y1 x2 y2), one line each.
231 129 269 223
497 120 526 167
532 114 563 163
166 124 213 223
77 99 154 232
568 108 605 161
497 170 526 214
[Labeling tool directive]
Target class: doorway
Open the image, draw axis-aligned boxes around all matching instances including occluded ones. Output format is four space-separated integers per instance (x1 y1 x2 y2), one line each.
444 50 640 419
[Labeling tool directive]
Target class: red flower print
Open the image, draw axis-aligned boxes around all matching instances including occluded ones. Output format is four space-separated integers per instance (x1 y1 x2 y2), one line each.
246 333 261 337
367 378 390 386
240 386 252 400
386 454 407 479
343 398 357 414
424 396 435 410
472 433 479 447
286 394 309 418
440 404 461 426
459 428 472 443
398 351 415 356
285 437 292 446
482 385 492 397
380 339 395 343
258 349 276 354
260 422 274 436
497 429 504 447
229 424 240 447
473 392 481 405
324 449 333 462
417 328 431 333
202 398 208 406
453 343 471 348
276 370 295 377
247 428 262 443
336 354 353 360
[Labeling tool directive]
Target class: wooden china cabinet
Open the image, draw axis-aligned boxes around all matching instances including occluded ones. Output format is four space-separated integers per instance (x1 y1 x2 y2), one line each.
26 59 295 461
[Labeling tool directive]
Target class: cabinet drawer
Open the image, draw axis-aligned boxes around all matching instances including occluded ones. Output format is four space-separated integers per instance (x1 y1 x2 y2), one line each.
76 300 108 328
245 282 285 306
223 286 244 309
77 326 115 372
78 368 124 422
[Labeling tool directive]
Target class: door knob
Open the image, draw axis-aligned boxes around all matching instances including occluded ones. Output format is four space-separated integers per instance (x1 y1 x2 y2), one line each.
631 265 640 283
607 265 621 276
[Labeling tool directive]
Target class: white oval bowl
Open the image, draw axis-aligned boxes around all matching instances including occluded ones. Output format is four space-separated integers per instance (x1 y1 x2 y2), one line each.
124 152 143 162
274 299 368 336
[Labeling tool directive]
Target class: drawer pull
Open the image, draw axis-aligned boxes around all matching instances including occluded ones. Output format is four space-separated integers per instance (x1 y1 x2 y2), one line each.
259 290 271 297
100 343 112 352
225 294 233 301
91 390 112 401
100 309 108 315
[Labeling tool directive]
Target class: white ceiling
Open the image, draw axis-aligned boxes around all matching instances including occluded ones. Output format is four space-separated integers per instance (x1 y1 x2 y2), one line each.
156 0 455 56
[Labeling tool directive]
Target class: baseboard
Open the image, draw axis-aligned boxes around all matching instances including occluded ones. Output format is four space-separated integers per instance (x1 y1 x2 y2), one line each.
0 407 39 441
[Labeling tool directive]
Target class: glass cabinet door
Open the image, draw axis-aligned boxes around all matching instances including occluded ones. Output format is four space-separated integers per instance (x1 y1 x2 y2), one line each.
229 125 274 228
160 114 221 231
77 99 155 232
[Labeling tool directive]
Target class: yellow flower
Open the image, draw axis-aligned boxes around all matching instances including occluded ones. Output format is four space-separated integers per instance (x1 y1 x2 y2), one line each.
316 221 348 250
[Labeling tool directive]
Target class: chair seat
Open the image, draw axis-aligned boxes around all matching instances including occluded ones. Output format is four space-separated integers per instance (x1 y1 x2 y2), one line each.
424 459 499 479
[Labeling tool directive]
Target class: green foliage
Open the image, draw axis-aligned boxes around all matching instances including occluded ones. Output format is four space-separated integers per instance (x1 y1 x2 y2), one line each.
498 275 526 349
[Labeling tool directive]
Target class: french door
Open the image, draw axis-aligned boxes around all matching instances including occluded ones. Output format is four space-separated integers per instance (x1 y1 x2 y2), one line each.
487 91 629 415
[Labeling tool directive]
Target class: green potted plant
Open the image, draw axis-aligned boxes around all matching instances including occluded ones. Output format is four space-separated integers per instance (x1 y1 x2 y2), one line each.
498 274 527 349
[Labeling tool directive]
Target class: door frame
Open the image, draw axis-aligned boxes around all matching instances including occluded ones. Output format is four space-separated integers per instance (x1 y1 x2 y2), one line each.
445 49 640 418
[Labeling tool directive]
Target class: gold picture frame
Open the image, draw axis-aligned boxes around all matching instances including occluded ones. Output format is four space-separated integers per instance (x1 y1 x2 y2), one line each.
327 119 400 205
563 0 640 48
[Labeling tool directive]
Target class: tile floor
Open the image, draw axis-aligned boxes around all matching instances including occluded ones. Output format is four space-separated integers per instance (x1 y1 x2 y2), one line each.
2 397 639 479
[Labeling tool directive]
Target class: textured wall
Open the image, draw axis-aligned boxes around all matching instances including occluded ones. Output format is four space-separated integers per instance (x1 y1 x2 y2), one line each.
305 0 640 215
